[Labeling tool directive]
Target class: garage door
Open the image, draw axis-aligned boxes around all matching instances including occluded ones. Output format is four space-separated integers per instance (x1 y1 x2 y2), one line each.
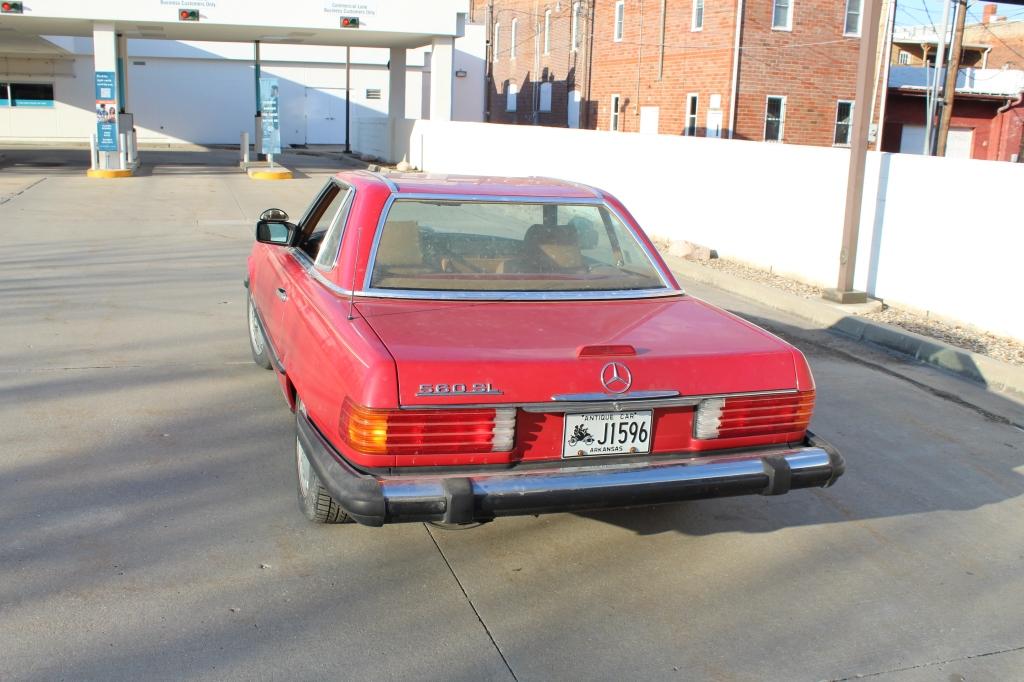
899 124 926 155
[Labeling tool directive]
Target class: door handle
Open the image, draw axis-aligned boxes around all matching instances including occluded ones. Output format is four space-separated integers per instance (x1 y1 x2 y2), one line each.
276 287 288 301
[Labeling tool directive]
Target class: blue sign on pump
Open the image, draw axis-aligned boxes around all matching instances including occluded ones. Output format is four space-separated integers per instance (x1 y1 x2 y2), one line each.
260 77 281 155
95 71 119 152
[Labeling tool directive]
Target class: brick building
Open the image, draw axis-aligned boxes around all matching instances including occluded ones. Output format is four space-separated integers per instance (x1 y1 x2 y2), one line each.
478 0 873 147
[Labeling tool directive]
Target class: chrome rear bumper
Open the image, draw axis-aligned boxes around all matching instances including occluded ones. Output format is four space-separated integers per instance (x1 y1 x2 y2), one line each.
296 413 844 526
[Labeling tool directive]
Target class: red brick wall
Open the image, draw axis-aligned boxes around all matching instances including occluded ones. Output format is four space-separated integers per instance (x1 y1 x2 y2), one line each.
586 0 738 135
484 0 871 148
733 0 860 145
486 0 592 127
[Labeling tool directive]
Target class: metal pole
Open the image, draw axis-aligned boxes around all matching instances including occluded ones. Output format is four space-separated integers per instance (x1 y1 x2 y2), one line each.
825 0 884 303
874 0 897 150
118 133 127 170
936 0 967 156
345 46 352 153
268 153 274 169
241 131 250 163
925 0 951 154
127 129 137 165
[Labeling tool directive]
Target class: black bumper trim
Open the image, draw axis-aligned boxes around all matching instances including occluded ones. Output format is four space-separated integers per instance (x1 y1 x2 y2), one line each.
296 411 846 526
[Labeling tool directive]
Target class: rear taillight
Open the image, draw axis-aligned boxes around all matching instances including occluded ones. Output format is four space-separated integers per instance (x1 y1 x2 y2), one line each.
694 390 815 440
339 400 516 456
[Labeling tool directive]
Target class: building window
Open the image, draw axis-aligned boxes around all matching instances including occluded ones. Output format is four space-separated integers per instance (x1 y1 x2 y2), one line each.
614 1 625 41
844 0 861 35
692 0 704 31
493 23 500 61
506 82 518 112
572 2 581 51
610 94 621 131
772 0 792 30
834 100 854 145
897 50 909 65
539 82 553 112
544 10 552 54
7 82 54 107
685 93 699 136
764 96 786 141
511 18 518 59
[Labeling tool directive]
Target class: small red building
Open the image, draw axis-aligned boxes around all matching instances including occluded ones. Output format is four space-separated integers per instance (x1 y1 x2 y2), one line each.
882 67 1024 161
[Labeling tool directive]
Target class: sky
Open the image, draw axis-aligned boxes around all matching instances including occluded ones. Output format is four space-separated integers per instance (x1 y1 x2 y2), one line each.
895 0 1024 28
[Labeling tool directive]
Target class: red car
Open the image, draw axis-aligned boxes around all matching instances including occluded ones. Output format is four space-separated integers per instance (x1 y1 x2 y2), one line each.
246 171 844 526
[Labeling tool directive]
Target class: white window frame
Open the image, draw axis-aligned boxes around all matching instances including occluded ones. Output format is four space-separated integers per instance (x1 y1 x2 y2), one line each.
844 0 862 36
692 0 704 31
614 1 625 42
539 82 553 112
772 0 792 31
897 50 910 65
610 93 621 131
833 100 854 146
493 23 500 61
572 2 581 51
764 95 786 142
544 10 552 54
511 18 518 59
685 93 699 136
506 82 518 112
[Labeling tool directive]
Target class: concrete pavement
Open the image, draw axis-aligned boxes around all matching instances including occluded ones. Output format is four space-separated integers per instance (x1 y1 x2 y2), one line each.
1 151 1023 681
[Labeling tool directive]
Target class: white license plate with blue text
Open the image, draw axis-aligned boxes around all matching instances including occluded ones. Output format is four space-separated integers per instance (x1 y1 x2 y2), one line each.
562 411 653 458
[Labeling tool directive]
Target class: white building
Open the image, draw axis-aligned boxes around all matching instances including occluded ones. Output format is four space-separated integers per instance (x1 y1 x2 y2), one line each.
0 0 484 163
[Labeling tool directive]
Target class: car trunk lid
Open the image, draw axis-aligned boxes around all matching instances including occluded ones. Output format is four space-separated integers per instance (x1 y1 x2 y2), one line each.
355 296 798 407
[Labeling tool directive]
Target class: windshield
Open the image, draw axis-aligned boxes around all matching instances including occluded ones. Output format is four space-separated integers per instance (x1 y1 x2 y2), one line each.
367 199 668 293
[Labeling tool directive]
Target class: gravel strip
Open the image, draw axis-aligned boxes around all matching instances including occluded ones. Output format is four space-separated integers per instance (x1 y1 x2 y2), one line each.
697 257 1024 368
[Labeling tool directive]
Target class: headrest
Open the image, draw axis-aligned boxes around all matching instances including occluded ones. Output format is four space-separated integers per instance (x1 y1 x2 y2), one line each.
377 220 423 267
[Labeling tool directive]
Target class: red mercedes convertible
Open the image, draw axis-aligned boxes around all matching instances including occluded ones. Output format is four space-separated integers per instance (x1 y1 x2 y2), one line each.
245 171 844 526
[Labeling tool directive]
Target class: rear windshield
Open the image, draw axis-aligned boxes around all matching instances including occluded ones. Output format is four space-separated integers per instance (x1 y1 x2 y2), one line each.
367 200 667 293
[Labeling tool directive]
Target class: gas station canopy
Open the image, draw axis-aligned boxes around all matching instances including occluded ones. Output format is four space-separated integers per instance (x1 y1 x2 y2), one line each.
0 0 469 48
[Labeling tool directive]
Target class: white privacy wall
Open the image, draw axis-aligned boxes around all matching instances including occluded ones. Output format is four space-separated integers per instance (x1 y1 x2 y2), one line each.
398 120 1024 340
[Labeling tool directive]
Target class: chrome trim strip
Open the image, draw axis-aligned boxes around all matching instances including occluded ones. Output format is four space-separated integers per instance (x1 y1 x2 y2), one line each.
398 388 797 412
378 447 834 500
290 248 356 297
313 179 356 272
551 390 680 401
359 193 680 300
357 288 683 302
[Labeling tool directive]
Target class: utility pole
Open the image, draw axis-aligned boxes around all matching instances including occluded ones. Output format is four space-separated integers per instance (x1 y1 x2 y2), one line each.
936 0 967 156
925 0 952 154
823 0 884 304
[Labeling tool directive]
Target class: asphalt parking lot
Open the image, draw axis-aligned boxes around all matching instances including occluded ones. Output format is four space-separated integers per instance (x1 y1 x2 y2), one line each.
2 147 1023 682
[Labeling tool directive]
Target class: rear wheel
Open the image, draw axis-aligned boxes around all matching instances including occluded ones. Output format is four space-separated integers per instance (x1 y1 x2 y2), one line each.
295 400 351 524
247 292 273 370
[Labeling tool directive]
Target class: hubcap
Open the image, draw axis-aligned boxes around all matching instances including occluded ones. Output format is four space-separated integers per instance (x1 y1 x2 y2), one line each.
248 300 265 355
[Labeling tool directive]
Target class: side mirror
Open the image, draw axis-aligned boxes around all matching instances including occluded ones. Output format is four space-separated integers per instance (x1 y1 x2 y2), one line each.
256 220 297 245
260 208 289 221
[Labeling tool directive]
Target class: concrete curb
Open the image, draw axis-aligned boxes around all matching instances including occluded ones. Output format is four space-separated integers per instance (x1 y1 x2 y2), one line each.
664 255 1024 400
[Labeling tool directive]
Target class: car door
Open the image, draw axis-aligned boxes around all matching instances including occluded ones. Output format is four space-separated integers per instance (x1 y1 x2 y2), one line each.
252 181 344 369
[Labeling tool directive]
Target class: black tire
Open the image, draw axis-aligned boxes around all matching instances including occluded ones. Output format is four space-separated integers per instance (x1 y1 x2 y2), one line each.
247 292 273 370
295 401 352 524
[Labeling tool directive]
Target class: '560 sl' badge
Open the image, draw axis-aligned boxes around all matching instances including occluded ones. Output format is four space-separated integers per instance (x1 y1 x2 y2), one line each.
417 383 503 397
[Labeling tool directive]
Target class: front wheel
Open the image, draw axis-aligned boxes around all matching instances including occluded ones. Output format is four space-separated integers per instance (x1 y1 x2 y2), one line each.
295 401 351 524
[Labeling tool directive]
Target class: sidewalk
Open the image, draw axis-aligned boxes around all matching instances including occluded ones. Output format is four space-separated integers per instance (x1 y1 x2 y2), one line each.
661 252 1024 403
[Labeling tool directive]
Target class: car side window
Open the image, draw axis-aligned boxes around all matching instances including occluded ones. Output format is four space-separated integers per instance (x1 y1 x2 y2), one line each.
297 184 347 261
313 186 352 270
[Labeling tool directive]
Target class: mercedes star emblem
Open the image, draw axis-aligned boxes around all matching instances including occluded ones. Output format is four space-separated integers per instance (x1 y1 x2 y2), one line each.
600 361 632 394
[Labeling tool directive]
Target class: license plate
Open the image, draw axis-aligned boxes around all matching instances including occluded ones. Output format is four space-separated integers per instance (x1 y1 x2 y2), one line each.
562 411 653 458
